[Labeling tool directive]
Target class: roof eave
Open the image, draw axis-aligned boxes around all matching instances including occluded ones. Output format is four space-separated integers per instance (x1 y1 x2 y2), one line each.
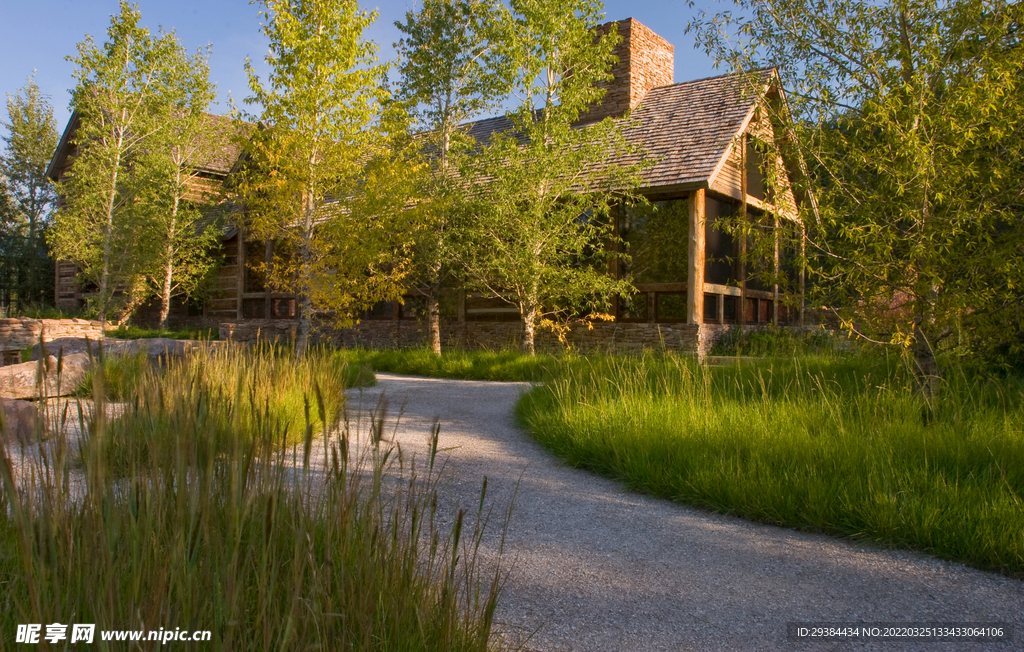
46 111 80 182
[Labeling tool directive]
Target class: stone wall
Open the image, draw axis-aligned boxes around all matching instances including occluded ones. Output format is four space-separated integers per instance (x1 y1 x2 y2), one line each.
219 320 299 343
221 317 710 356
0 318 109 349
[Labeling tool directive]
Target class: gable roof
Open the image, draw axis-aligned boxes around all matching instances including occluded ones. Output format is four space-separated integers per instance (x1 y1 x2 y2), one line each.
627 69 775 191
46 111 251 183
457 69 777 194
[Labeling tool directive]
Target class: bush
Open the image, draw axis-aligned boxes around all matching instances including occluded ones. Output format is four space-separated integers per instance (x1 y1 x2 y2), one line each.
709 324 847 357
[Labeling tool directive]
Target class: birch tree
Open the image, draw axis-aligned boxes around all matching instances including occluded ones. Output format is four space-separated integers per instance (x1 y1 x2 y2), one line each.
394 0 510 354
464 1 643 355
49 1 185 324
145 53 220 329
240 0 411 357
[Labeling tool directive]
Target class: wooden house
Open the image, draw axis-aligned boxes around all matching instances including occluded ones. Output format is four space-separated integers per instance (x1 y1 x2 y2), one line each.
47 17 806 355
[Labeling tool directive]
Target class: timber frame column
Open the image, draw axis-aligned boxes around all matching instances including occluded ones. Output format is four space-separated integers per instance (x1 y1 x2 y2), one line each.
236 225 245 321
688 188 706 325
738 133 748 325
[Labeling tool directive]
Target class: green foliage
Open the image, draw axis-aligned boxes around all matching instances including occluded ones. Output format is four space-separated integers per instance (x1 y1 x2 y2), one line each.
95 344 368 472
463 2 644 355
241 0 416 357
708 325 847 357
688 0 1024 385
78 350 151 399
143 55 220 329
50 2 216 325
105 324 218 340
1 76 58 311
342 346 559 382
0 346 505 650
394 0 512 355
517 352 1024 576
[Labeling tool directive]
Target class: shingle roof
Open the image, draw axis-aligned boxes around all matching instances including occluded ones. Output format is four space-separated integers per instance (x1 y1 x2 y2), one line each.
627 70 773 189
193 113 253 176
459 69 775 192
46 111 252 182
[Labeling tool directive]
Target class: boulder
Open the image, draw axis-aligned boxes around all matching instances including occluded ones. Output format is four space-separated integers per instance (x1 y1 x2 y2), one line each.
120 337 191 364
31 337 112 361
0 353 91 399
1 398 41 446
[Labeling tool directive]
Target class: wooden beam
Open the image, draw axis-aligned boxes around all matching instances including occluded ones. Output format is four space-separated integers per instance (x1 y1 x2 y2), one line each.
688 188 706 325
236 229 245 321
264 240 273 319
773 213 780 326
799 222 807 326
739 133 748 325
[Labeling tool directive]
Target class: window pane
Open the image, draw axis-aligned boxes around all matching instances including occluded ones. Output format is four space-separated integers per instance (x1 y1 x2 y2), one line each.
656 292 687 321
620 199 689 283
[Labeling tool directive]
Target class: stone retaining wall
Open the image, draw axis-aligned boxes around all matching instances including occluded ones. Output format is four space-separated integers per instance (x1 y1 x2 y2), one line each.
0 318 110 349
221 318 710 356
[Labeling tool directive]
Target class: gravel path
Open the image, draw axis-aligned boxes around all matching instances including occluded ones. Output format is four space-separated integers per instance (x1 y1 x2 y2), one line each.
348 374 1024 652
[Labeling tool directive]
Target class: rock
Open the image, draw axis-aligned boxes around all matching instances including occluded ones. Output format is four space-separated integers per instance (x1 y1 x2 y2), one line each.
118 338 191 364
0 353 91 399
30 337 108 361
1 398 42 446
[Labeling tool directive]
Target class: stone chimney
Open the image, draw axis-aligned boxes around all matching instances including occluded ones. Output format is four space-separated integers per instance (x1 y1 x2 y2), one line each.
581 18 674 123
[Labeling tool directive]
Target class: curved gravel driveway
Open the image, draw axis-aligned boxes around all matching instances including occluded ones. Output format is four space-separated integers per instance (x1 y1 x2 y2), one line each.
348 374 1023 652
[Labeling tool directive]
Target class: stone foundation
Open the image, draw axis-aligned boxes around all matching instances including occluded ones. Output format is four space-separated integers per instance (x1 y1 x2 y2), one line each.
0 318 110 349
221 318 716 356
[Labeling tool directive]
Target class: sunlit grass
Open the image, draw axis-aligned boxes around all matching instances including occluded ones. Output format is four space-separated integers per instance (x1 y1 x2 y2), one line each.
340 346 559 382
516 352 1024 576
106 324 219 340
0 345 506 651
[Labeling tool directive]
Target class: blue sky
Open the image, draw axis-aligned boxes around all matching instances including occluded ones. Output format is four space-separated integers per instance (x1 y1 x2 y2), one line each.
0 0 722 139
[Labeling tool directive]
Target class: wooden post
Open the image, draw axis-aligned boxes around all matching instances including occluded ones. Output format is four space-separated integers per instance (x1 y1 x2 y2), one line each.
264 240 273 320
738 134 748 326
772 214 780 326
799 222 806 326
236 229 245 321
688 188 706 325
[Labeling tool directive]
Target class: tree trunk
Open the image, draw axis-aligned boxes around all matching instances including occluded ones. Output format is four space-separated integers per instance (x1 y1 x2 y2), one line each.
158 196 179 330
912 324 940 404
158 255 173 331
427 279 442 356
97 128 126 329
522 306 537 356
296 293 311 360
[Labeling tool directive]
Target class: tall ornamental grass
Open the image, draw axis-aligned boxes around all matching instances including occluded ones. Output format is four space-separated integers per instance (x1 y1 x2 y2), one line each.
341 347 558 382
0 345 506 651
517 353 1024 576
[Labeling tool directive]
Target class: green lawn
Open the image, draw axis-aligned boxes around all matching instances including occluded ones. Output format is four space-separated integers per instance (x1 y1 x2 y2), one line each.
338 346 560 382
514 351 1024 576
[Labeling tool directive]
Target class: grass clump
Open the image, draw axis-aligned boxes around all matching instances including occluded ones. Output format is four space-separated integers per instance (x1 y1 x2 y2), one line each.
106 324 219 340
517 352 1024 576
0 346 505 651
96 345 373 474
342 347 558 382
709 324 847 357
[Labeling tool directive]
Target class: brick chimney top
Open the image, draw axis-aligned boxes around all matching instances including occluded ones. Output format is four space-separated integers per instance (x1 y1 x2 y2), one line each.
582 18 674 123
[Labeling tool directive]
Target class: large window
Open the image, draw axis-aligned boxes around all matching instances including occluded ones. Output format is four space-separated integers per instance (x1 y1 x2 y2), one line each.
619 199 689 283
705 196 736 285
